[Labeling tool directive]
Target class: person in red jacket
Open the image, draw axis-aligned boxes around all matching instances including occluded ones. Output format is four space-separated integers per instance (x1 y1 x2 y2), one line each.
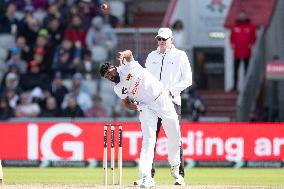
230 11 256 91
64 14 87 47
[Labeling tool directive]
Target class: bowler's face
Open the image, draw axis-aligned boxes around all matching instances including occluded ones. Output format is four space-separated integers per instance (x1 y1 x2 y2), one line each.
104 66 117 82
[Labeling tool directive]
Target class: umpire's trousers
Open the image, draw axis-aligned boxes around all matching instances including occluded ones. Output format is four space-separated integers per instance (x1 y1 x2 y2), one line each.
151 103 185 178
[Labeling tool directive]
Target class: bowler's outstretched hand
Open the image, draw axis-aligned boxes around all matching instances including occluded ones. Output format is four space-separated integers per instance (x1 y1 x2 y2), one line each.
117 50 133 63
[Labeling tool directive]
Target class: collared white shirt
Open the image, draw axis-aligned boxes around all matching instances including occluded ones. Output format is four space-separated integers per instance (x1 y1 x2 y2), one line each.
113 60 163 105
145 45 192 105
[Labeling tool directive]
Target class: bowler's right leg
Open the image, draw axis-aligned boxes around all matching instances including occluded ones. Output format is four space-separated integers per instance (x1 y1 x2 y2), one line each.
137 107 157 187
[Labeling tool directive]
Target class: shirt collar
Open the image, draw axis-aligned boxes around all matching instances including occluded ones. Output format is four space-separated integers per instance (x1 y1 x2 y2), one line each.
157 44 176 54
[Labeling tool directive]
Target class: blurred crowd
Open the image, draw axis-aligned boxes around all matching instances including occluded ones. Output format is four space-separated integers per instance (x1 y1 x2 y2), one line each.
0 0 205 121
0 0 128 120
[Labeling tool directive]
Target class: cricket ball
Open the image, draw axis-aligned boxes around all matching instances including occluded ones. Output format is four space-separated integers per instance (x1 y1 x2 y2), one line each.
101 3 108 11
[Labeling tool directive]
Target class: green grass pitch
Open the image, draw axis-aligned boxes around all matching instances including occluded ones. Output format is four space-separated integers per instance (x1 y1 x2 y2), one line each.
3 167 284 186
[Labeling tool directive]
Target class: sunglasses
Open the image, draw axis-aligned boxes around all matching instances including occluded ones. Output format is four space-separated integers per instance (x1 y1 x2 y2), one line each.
157 37 169 41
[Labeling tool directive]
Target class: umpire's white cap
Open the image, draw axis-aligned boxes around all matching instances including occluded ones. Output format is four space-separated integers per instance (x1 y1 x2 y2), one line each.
156 28 173 39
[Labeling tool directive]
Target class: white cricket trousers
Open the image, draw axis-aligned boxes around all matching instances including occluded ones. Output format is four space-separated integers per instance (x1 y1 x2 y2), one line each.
138 91 181 178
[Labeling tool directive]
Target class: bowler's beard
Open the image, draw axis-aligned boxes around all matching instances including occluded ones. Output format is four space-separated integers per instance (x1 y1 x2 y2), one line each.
111 73 120 83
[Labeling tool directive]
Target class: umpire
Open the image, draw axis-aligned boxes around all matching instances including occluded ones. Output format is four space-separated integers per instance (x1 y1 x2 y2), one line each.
135 28 192 185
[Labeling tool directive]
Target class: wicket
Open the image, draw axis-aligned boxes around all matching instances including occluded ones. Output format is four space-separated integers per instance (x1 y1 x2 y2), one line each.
103 124 123 185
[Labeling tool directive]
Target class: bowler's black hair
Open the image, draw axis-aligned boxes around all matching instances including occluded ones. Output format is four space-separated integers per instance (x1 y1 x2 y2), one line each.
100 62 112 77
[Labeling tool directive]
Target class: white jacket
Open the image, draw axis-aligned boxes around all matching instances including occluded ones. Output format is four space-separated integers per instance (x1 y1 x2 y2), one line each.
145 45 192 105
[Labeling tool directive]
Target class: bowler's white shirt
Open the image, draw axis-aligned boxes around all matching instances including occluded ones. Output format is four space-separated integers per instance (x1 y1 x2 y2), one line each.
113 60 163 105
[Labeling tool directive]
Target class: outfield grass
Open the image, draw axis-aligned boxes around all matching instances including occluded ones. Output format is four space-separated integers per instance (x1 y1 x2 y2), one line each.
3 167 284 186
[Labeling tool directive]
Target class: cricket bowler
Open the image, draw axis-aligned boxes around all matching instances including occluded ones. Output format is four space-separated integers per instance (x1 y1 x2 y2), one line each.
100 50 185 188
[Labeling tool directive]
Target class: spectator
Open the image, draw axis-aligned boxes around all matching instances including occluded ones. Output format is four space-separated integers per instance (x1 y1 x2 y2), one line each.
61 95 84 118
78 0 100 19
0 3 18 34
20 60 50 91
64 14 87 47
0 97 14 120
40 96 61 117
0 72 21 95
71 72 89 94
6 47 27 74
171 20 187 50
17 12 40 48
86 16 118 61
35 29 50 49
33 29 54 74
77 0 99 29
76 49 98 80
46 16 65 50
66 4 80 21
43 3 66 30
52 48 76 78
62 74 92 111
14 91 41 118
9 0 26 11
230 11 256 91
53 38 73 63
186 86 206 121
14 35 30 62
85 95 108 117
0 63 21 95
53 0 69 20
32 47 45 68
48 72 69 108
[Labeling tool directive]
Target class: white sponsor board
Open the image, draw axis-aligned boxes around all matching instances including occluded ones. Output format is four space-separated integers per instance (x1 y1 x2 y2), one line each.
170 0 232 47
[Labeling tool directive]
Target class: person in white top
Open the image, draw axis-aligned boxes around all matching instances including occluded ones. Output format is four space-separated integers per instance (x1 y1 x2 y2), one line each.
100 50 185 188
172 20 188 50
140 27 192 185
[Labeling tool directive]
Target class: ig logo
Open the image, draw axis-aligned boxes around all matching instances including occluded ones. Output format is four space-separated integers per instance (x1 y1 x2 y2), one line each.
28 123 84 160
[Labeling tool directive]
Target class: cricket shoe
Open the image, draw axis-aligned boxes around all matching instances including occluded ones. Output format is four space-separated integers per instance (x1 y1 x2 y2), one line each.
171 164 185 185
133 178 143 186
140 177 155 188
174 175 185 185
